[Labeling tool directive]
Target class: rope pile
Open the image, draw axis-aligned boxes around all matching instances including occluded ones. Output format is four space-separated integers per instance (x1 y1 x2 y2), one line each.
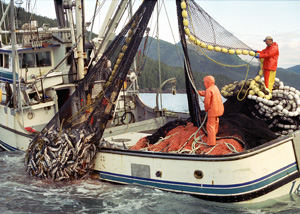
222 77 300 136
221 75 272 101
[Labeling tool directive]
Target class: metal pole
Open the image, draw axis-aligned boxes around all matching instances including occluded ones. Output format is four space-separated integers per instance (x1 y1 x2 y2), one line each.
11 0 17 108
75 0 85 80
157 1 163 117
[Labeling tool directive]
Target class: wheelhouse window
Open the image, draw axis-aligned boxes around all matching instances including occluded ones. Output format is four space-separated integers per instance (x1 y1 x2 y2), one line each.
19 51 51 68
4 54 9 68
19 52 35 68
36 51 51 67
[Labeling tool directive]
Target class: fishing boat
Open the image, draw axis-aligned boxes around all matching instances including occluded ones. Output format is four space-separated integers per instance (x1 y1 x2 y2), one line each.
0 0 181 151
6 0 300 205
90 0 300 204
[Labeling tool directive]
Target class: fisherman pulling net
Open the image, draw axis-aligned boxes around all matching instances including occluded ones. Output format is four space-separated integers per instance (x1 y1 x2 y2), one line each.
130 0 283 153
25 1 157 181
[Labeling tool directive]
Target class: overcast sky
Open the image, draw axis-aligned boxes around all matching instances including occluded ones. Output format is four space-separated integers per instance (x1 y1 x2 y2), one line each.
20 0 300 69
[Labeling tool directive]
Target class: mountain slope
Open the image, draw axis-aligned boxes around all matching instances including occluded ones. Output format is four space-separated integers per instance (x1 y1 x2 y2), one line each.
140 37 300 90
286 65 300 75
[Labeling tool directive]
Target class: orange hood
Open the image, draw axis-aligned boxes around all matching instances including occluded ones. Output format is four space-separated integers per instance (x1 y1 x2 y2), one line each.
204 75 215 89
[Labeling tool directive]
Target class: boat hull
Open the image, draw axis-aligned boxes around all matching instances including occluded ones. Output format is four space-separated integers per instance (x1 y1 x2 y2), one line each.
94 132 300 204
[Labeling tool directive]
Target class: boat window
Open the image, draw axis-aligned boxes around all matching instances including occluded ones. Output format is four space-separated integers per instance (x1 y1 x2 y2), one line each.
36 51 51 67
19 51 52 68
4 54 9 68
0 54 3 67
19 53 36 68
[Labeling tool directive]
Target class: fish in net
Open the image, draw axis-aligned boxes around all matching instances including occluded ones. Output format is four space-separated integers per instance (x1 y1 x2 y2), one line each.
25 1 157 181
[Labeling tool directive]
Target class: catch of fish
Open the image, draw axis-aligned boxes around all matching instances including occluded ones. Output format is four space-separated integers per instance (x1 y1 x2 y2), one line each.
25 126 98 181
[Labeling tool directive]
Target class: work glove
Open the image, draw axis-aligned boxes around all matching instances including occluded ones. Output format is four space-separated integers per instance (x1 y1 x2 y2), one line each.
255 53 260 59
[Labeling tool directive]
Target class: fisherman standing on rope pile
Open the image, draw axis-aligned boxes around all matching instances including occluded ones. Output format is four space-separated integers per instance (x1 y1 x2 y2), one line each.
198 76 224 146
255 36 279 92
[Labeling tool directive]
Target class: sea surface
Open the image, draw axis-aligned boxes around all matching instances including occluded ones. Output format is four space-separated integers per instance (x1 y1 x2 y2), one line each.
1 93 300 214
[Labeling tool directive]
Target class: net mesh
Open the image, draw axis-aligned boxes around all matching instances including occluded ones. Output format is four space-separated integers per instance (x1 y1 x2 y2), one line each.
129 0 279 153
25 1 157 181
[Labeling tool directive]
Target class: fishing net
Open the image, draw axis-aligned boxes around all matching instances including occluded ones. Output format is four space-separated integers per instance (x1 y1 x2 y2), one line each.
131 0 297 153
177 0 259 84
129 0 280 153
25 1 157 181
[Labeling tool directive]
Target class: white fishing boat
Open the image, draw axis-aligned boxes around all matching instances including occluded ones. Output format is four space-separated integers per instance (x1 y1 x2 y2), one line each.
0 0 180 151
91 0 300 204
4 0 300 205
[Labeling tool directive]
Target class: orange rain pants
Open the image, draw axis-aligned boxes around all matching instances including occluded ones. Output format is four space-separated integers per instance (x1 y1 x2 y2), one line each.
206 117 220 146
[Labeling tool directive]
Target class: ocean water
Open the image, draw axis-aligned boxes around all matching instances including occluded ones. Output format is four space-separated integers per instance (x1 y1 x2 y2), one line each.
1 93 300 213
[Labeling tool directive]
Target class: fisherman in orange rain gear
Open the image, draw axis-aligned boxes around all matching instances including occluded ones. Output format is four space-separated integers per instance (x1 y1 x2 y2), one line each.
255 36 279 92
198 76 224 146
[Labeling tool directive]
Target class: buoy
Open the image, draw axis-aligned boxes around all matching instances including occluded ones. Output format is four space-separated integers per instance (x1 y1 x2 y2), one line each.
125 37 131 44
242 50 249 55
228 49 235 54
264 94 271 100
221 48 228 53
236 49 242 55
249 51 255 56
258 91 265 98
257 97 263 102
249 90 255 95
183 19 188 27
214 46 221 52
118 53 124 59
131 22 137 28
207 45 214 51
0 89 2 103
114 65 118 70
182 10 188 18
181 1 187 9
195 39 201 46
184 28 190 35
116 59 121 65
189 35 195 42
122 45 128 52
200 43 206 48
254 76 260 82
128 30 133 36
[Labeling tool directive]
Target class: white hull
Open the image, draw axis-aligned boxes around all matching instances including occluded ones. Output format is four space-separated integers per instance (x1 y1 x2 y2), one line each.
93 130 300 204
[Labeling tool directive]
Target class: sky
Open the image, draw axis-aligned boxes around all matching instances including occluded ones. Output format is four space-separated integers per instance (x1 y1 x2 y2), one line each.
16 0 300 69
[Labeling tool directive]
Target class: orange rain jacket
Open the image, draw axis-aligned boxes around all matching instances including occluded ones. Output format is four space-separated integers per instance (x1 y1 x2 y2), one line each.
257 42 279 71
198 76 224 117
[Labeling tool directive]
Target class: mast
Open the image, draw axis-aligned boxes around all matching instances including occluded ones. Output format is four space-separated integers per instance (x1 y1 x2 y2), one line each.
75 0 85 80
0 0 11 45
10 0 17 108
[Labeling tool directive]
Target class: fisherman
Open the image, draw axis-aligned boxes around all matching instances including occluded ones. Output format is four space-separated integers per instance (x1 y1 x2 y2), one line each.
198 76 224 146
255 36 279 92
